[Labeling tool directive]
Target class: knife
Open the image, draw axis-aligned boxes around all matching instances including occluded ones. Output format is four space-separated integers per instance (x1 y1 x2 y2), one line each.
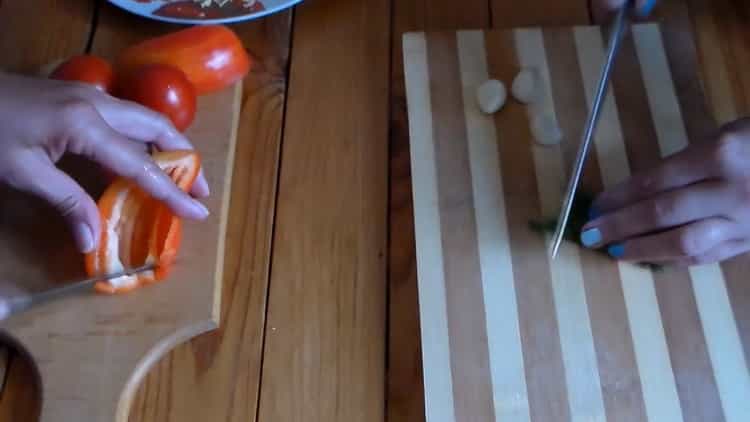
0 264 156 321
548 2 632 259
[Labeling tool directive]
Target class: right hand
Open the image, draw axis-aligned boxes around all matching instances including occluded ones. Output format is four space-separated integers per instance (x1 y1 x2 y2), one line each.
591 0 659 23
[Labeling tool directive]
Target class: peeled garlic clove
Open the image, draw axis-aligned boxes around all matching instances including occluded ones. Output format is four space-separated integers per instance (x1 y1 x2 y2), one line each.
476 79 507 114
531 114 563 146
512 68 540 104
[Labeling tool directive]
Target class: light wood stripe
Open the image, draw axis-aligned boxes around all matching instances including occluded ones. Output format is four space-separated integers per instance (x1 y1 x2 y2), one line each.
635 24 750 422
545 26 648 422
426 32 495 422
575 25 685 422
455 30 530 422
514 27 606 422
402 32 457 422
485 30 572 422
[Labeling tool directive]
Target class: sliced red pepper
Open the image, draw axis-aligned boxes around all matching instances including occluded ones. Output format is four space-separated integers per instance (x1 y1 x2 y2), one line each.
85 150 201 294
116 25 251 95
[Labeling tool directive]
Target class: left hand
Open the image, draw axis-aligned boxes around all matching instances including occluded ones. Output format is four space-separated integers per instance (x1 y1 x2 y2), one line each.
580 118 750 266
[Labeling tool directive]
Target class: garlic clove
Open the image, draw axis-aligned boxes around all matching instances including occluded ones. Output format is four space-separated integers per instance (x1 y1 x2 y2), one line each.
531 114 563 146
512 67 541 104
476 79 507 114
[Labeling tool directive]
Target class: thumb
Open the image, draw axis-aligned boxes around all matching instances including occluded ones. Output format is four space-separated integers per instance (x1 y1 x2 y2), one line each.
5 152 100 253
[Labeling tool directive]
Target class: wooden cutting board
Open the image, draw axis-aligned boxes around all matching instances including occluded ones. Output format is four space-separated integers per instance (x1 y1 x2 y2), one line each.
0 83 241 422
404 24 750 422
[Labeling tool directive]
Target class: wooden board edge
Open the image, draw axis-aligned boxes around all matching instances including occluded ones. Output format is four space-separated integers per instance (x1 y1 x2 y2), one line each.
212 81 243 325
115 320 218 422
112 82 243 422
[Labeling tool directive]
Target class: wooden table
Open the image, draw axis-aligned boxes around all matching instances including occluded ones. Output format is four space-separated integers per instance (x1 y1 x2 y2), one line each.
0 0 747 421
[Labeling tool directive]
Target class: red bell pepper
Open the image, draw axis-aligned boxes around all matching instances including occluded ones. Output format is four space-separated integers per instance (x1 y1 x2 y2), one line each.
116 25 251 95
85 151 201 294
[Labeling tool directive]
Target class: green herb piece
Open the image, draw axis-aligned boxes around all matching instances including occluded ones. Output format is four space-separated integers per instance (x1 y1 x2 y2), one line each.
528 191 664 272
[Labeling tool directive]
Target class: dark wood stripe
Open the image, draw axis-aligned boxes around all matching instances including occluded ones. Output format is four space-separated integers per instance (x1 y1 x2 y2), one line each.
688 0 750 370
485 30 571 422
616 26 726 422
719 0 750 113
659 7 717 143
684 0 743 119
544 27 648 422
425 32 495 422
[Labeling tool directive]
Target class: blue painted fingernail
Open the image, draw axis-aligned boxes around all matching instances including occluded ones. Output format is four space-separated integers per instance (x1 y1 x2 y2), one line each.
581 228 602 247
588 206 602 220
608 244 625 258
636 0 658 17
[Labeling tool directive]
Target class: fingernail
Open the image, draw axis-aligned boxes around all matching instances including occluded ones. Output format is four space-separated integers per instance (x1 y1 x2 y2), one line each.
0 301 10 321
636 0 657 17
190 199 210 219
198 177 211 198
588 206 602 220
608 244 625 258
75 222 95 253
581 228 602 247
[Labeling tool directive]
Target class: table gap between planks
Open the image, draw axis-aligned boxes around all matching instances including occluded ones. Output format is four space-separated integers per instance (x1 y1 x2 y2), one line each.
0 0 749 421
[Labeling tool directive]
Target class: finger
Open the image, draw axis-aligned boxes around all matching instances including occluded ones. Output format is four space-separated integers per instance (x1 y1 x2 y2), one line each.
673 239 750 267
89 96 210 197
592 142 717 214
4 152 100 253
592 0 658 22
581 180 734 248
59 100 210 221
606 218 735 263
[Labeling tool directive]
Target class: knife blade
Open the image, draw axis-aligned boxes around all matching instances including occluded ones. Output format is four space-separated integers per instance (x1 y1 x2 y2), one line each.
0 264 156 320
548 2 632 259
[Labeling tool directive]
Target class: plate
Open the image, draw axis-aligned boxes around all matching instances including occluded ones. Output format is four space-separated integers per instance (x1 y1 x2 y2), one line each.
107 0 302 24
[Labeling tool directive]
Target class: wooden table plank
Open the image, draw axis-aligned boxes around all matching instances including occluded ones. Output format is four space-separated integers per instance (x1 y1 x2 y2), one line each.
389 3 489 422
0 1 95 419
255 0 389 420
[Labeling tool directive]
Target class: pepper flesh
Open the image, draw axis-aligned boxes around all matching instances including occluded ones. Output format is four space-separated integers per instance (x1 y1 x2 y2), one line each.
85 151 201 294
116 25 251 95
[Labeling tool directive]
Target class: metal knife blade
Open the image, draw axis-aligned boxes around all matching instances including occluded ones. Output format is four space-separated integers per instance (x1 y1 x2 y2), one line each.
1 264 156 320
548 2 632 259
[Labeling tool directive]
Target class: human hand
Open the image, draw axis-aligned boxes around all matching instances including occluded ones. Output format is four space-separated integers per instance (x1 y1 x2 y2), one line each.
580 118 750 266
0 72 210 254
591 0 659 23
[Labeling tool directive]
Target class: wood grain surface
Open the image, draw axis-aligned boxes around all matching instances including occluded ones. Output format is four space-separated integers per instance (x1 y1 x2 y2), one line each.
404 22 750 422
255 0 389 420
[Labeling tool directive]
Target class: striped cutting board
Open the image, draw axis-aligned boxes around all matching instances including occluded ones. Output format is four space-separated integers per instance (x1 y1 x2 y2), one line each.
403 24 750 422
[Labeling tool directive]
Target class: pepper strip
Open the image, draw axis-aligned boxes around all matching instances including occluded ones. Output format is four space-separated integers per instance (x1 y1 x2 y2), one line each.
85 150 202 294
